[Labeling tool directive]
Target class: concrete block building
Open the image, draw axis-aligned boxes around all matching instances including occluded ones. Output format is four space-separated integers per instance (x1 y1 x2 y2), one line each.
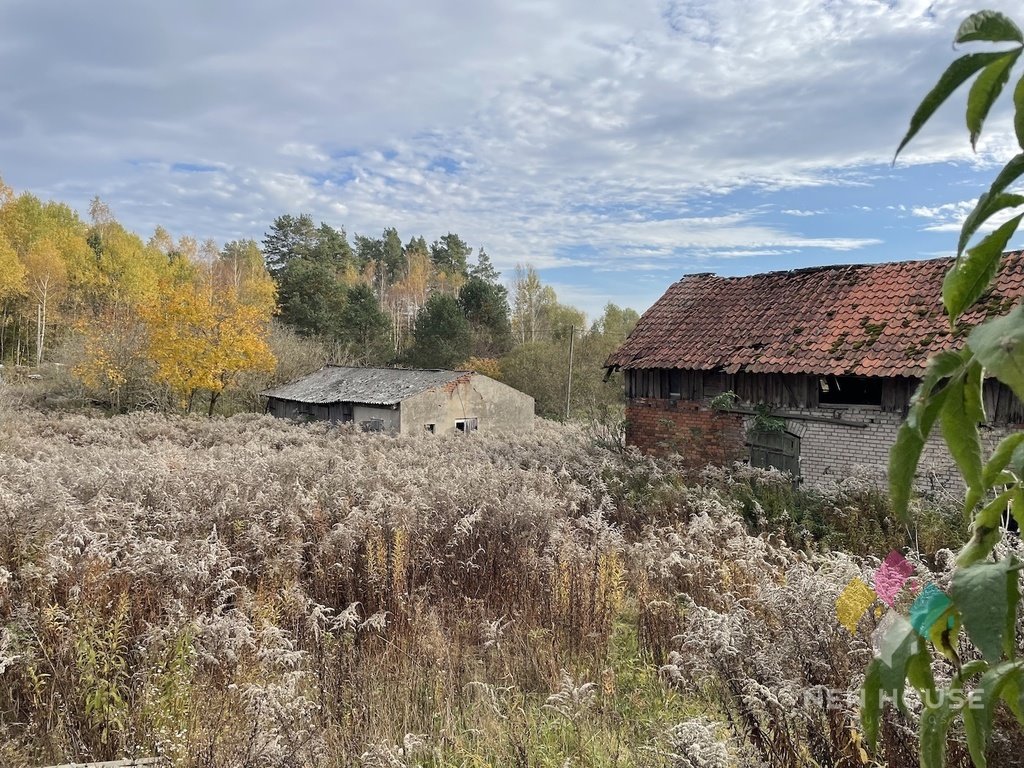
262 366 534 435
605 254 1024 488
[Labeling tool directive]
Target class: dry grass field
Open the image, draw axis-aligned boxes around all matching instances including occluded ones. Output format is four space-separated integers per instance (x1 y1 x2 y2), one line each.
0 409 1000 767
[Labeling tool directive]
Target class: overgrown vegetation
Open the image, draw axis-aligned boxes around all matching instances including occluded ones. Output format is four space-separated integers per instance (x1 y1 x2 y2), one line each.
701 463 967 557
0 411 996 767
863 9 1024 767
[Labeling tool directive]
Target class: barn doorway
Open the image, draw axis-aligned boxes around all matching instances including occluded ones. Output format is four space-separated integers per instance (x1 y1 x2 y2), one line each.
747 429 801 479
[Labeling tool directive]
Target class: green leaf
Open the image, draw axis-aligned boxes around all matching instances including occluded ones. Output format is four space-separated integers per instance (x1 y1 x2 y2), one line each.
896 52 1015 160
957 11 1024 45
968 50 1022 149
985 152 1024 203
890 385 952 518
1001 669 1024 721
921 659 989 768
969 306 1024 401
945 214 1024 322
940 364 985 499
960 489 1013 566
952 558 1017 662
908 641 938 694
920 695 956 768
960 658 993 682
982 432 1024 486
958 192 1024 256
862 658 882 749
878 627 923 714
919 350 972 397
1006 554 1021 660
1014 76 1024 148
963 661 1024 767
1012 486 1024 532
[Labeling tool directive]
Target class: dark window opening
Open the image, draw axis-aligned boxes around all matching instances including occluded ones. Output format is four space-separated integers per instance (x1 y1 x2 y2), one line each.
455 418 479 433
341 403 354 423
424 423 436 434
362 418 385 432
668 370 683 398
818 375 883 407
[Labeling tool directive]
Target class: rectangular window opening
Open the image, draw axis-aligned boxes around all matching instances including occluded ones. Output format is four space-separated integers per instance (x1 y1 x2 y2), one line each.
455 418 479 433
818 375 882 407
424 423 436 434
668 370 683 398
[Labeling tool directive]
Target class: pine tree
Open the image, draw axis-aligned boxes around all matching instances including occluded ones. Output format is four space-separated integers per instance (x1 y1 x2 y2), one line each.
335 284 393 364
407 294 471 369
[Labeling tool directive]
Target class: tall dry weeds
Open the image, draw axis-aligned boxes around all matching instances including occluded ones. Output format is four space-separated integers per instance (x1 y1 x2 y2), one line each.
0 411 987 766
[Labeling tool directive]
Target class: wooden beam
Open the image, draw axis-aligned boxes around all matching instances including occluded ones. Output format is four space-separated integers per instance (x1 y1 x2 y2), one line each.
720 406 869 428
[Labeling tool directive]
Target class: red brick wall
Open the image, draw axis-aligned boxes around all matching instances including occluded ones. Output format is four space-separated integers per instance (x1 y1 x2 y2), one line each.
625 398 747 468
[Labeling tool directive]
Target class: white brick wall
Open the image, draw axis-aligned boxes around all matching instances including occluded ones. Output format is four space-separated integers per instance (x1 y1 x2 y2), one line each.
743 406 1019 492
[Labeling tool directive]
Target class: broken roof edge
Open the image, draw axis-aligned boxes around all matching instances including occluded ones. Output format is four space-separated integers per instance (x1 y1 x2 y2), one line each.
673 255 968 284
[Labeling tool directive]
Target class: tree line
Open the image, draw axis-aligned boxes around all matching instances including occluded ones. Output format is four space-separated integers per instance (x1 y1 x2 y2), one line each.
0 178 638 419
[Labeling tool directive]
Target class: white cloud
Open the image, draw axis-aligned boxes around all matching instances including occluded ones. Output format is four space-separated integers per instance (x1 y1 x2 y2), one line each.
912 197 1024 235
0 0 1016 311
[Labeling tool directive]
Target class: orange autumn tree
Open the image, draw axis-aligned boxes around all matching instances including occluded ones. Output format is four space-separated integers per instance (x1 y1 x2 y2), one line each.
143 244 276 415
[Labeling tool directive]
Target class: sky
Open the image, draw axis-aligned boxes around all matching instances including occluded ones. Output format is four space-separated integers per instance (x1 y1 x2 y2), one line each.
2 0 1023 320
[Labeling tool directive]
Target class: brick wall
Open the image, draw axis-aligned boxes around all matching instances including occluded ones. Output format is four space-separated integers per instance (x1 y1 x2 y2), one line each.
625 397 746 469
626 396 1020 492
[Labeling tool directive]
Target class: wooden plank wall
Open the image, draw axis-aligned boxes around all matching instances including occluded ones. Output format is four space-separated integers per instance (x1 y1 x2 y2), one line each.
626 369 818 408
624 368 1024 423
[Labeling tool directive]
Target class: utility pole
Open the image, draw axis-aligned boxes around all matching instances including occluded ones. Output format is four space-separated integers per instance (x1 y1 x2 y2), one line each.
565 325 575 420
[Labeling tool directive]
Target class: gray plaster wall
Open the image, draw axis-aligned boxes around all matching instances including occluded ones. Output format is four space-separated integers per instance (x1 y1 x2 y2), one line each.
399 374 534 435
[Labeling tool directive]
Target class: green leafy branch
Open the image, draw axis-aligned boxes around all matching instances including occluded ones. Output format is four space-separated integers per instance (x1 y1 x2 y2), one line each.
866 10 1024 767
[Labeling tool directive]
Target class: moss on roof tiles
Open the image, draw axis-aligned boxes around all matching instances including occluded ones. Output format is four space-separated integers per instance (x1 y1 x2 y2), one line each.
605 253 1024 378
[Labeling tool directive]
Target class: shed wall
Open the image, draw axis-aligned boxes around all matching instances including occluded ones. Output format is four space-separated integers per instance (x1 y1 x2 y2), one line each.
400 374 534 435
353 404 400 432
624 369 1024 422
266 397 398 430
767 406 1017 489
624 371 1023 491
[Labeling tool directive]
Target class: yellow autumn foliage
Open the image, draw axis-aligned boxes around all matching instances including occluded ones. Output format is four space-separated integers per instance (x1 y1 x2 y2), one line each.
0 237 25 301
141 266 276 412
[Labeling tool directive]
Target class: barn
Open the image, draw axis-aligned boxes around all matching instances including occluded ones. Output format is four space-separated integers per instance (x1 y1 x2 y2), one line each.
261 365 534 435
605 254 1024 488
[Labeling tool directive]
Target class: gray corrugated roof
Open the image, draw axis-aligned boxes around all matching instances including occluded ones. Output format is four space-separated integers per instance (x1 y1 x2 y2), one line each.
260 365 471 406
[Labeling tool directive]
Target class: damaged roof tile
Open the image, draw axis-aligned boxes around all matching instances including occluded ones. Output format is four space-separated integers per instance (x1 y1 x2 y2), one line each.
606 254 1024 377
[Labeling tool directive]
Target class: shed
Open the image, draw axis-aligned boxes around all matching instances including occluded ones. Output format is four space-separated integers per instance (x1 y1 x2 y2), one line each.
261 365 534 435
605 254 1024 487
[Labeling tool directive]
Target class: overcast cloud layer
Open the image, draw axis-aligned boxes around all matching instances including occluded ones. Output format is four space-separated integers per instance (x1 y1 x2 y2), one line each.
2 0 1021 316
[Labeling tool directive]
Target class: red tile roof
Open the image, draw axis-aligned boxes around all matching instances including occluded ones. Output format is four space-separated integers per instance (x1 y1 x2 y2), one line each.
606 254 1024 378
